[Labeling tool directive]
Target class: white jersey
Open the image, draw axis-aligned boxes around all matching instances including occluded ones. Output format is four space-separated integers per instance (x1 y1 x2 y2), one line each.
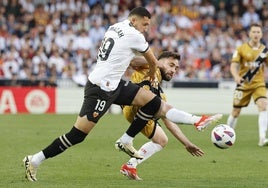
88 19 149 91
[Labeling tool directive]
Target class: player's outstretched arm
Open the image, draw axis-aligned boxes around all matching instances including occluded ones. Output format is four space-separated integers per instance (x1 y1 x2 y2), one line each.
162 118 204 157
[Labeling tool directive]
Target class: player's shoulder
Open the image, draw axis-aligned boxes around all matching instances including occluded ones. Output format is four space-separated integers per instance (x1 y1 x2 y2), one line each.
235 42 251 52
238 42 249 49
116 20 141 34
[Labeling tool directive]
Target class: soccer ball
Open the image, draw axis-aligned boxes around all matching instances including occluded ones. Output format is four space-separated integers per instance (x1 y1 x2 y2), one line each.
211 124 236 149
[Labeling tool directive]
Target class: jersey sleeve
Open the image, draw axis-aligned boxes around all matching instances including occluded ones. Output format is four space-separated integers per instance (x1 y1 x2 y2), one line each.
128 33 149 53
231 46 241 63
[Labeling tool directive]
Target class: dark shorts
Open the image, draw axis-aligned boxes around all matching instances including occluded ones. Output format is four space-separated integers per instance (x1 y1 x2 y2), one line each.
79 80 140 123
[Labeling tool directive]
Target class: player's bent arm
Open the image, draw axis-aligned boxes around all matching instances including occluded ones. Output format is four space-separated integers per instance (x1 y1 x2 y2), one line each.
142 48 158 81
162 118 204 157
230 62 244 84
130 56 148 70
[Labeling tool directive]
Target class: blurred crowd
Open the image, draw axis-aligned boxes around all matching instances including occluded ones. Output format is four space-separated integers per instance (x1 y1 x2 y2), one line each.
0 0 268 87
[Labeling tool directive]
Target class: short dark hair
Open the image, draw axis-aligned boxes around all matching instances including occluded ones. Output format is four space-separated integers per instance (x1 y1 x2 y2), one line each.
128 7 151 19
158 51 181 61
249 23 262 30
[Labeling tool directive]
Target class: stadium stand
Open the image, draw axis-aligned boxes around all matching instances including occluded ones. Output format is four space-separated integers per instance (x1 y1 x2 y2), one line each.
0 0 267 87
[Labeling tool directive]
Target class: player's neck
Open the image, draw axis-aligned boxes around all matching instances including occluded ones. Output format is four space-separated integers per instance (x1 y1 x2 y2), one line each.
248 40 261 49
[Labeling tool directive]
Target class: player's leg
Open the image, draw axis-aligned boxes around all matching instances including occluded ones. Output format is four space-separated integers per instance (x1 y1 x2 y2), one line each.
227 89 251 129
131 123 166 166
114 81 155 159
158 101 222 130
115 82 161 159
120 121 165 180
23 116 93 181
23 81 117 181
116 82 222 158
115 85 165 159
131 87 222 132
227 107 241 129
254 88 268 146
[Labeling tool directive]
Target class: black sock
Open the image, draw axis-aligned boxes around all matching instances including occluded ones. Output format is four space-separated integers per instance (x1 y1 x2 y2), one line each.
42 126 87 158
126 96 161 137
126 117 148 137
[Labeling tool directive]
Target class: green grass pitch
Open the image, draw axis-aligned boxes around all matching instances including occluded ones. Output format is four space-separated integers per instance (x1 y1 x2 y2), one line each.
0 113 268 188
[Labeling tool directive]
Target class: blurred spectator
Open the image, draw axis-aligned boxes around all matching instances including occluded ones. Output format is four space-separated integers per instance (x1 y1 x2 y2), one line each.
199 0 215 17
32 45 48 74
61 50 76 79
18 59 32 79
5 0 22 17
88 19 106 46
33 3 49 27
73 29 94 51
215 1 227 20
196 58 211 80
47 49 65 77
241 5 260 29
20 0 35 13
193 57 211 70
159 19 177 36
173 11 193 29
2 53 21 79
0 52 4 78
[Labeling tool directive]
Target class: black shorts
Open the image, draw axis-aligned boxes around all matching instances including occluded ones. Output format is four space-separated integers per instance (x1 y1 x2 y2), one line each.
79 80 140 123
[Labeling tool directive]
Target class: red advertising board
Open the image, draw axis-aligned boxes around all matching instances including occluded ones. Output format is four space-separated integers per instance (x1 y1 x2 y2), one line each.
0 87 55 114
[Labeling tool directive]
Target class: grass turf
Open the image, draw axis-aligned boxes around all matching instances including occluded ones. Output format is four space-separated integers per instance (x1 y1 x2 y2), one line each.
0 114 267 188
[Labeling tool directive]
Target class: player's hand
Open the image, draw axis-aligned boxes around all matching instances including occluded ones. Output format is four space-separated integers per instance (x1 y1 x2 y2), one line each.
185 143 204 157
234 76 244 85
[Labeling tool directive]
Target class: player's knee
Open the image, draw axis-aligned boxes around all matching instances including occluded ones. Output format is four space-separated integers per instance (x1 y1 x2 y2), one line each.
153 135 168 148
65 126 88 145
138 96 161 120
152 128 168 147
159 136 168 148
256 100 267 111
232 108 241 117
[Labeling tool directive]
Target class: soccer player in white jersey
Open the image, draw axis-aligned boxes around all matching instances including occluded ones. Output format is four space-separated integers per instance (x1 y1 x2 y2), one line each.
23 7 222 182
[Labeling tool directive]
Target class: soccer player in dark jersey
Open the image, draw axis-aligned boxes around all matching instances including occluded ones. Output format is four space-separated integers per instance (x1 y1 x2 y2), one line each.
227 23 268 146
119 51 205 180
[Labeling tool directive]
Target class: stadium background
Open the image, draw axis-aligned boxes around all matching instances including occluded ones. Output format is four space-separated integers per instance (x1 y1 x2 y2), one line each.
0 0 267 114
1 2 268 187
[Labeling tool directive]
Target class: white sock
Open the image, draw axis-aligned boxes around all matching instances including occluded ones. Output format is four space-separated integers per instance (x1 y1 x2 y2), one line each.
119 133 133 145
31 151 46 167
258 111 268 140
127 141 163 168
165 108 200 125
227 115 238 129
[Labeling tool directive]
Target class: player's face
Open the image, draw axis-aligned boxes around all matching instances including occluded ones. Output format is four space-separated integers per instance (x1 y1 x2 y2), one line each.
249 26 263 43
131 16 150 33
159 58 179 81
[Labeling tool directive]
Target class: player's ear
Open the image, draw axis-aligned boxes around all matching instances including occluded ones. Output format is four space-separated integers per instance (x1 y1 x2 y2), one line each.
130 15 139 25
